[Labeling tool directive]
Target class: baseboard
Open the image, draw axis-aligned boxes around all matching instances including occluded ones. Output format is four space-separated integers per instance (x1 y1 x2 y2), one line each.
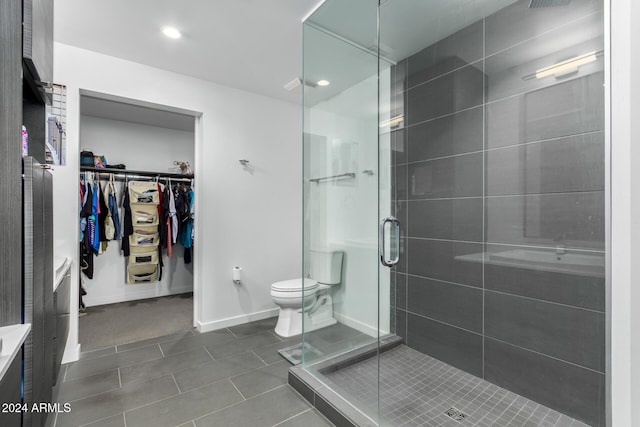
334 312 382 338
197 308 280 333
62 343 81 364
83 286 194 307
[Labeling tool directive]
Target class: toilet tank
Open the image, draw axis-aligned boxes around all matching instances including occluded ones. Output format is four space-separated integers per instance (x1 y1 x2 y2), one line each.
309 250 344 285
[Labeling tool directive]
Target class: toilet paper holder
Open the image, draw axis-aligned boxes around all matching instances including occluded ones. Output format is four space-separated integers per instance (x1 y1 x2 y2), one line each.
233 266 242 284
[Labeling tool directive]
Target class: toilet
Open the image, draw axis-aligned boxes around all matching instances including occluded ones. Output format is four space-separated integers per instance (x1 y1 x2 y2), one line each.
271 250 344 337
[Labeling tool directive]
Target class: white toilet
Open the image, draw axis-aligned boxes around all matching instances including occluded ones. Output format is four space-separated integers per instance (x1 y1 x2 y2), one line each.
270 250 344 337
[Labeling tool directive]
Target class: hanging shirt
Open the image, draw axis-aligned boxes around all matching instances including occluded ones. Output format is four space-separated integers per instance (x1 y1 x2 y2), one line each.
121 183 134 256
169 187 178 244
91 183 100 253
108 185 121 239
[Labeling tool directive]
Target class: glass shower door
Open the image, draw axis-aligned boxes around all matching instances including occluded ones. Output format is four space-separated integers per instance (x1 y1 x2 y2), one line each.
301 0 383 423
379 0 606 426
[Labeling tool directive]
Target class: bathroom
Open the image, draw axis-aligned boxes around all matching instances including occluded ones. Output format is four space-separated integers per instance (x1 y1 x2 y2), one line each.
0 0 638 426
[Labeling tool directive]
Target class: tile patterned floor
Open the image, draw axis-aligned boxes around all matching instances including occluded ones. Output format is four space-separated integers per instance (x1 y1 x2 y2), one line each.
323 345 590 427
52 317 335 427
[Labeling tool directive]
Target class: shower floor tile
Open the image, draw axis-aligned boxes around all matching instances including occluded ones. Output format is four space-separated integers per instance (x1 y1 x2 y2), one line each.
322 345 589 427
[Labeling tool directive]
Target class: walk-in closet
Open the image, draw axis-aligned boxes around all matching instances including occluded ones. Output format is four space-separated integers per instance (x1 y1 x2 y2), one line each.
77 94 196 351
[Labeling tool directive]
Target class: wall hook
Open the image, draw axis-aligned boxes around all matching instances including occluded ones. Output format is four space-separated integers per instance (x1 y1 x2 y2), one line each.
239 159 250 166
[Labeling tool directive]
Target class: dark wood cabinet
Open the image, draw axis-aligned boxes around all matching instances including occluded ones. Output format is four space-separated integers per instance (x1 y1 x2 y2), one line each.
23 0 54 87
1 1 55 425
0 0 24 330
0 356 23 427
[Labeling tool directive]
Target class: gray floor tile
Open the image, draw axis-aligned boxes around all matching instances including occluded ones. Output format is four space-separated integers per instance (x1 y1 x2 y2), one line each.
56 375 179 427
173 352 265 392
194 385 311 427
81 413 125 427
206 331 282 359
228 317 278 337
77 346 117 360
274 409 334 427
65 344 163 382
252 337 301 365
230 360 290 399
159 328 236 356
305 323 365 345
125 379 243 427
57 369 120 403
116 330 195 353
119 347 212 385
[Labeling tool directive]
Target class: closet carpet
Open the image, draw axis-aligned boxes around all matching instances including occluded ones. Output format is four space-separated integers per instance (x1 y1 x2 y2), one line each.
79 293 194 351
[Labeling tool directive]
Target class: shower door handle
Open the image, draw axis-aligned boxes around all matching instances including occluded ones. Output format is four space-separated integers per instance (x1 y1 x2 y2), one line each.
380 216 401 267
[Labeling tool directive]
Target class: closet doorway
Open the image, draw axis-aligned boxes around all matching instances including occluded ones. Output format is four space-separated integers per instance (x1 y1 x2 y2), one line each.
77 94 197 352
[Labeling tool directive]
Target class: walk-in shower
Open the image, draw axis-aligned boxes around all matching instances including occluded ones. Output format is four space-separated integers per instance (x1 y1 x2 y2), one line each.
290 0 607 426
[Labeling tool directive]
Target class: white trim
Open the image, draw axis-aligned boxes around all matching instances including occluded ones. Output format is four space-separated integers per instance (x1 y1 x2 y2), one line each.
196 308 280 333
62 343 81 364
610 0 634 425
333 312 382 338
83 286 194 308
193 115 203 329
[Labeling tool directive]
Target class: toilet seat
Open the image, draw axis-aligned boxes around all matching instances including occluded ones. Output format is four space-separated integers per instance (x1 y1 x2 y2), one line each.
271 278 318 293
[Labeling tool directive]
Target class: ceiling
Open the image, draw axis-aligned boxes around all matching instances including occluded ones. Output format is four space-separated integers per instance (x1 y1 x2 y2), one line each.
80 95 196 132
54 0 323 104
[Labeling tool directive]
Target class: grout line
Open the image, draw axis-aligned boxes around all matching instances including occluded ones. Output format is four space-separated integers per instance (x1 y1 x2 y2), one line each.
393 127 604 169
171 373 182 394
405 236 483 245
485 288 606 314
271 408 313 426
252 350 269 366
404 59 484 95
404 311 483 337
108 375 184 415
203 345 216 361
228 378 247 401
483 9 604 61
399 274 482 295
158 343 165 357
482 15 487 381
395 187 606 202
486 336 605 374
191 384 290 424
226 327 237 338
117 368 122 388
398 188 605 202
403 148 483 165
403 235 605 254
122 412 127 427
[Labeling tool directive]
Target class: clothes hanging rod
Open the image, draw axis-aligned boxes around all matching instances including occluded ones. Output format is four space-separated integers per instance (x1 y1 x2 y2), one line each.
80 166 194 182
309 172 356 183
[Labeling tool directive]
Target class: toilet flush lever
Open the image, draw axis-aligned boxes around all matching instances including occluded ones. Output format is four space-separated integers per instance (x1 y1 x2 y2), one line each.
380 216 401 267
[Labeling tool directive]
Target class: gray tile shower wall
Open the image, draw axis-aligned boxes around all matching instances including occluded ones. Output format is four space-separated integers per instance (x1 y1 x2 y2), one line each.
390 0 605 425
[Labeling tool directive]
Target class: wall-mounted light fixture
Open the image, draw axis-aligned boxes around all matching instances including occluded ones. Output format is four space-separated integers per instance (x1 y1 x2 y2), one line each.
523 51 602 80
379 115 404 128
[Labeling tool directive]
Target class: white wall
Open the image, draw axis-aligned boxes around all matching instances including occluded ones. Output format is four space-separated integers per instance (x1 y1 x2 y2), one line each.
53 43 301 362
610 0 640 425
80 115 194 173
78 115 195 306
304 72 390 337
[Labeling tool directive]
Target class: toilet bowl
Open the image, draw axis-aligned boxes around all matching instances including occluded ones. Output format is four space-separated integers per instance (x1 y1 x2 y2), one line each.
271 250 343 337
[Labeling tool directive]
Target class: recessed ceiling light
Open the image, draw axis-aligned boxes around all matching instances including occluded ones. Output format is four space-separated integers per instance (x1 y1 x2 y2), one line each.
317 80 330 87
162 26 182 39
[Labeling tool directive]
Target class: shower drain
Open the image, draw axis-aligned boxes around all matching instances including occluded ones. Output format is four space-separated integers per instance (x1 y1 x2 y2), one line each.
445 407 468 422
